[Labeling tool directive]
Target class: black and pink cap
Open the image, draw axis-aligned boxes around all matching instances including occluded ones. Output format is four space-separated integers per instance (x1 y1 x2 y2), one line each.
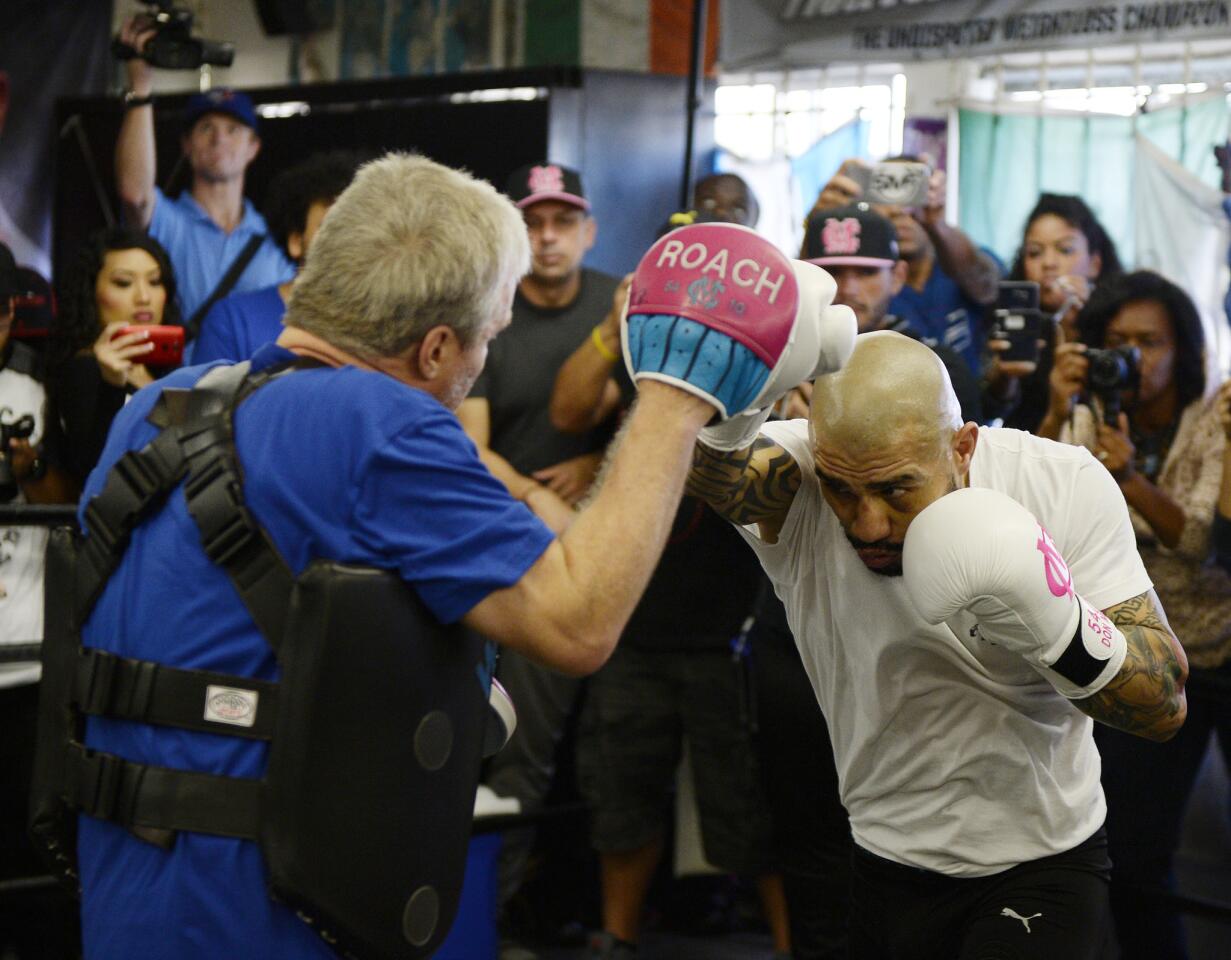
803 202 899 268
506 163 590 212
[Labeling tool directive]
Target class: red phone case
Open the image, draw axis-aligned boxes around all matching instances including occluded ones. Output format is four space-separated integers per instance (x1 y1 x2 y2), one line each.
114 324 184 366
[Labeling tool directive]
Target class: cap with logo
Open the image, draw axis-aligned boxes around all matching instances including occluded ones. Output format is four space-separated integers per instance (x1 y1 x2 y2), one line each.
802 202 899 268
183 88 259 133
505 163 589 212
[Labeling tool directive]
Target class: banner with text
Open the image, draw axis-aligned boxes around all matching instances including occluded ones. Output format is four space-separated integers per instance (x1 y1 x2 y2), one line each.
723 0 1231 69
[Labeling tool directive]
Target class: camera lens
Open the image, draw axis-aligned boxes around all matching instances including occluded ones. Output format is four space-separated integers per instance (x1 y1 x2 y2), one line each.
1088 351 1127 392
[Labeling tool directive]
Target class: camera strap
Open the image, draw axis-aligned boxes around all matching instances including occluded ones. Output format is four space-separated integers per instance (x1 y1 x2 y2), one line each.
184 233 266 341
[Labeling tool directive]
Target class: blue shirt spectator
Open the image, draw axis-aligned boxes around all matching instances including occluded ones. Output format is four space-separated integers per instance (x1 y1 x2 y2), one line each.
193 284 286 362
76 343 555 959
192 153 359 363
889 251 1000 373
148 187 293 322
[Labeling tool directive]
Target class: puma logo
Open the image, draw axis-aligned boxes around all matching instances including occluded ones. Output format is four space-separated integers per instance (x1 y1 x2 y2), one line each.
1000 907 1042 933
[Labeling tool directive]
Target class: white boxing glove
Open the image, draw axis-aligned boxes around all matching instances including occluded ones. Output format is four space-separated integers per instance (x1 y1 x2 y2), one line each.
697 260 857 452
902 487 1127 699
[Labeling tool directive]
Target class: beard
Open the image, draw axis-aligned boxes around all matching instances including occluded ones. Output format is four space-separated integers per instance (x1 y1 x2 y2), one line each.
845 532 904 577
843 475 961 578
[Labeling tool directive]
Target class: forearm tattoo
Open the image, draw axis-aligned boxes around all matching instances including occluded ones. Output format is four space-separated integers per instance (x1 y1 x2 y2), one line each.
1074 591 1187 741
686 437 801 526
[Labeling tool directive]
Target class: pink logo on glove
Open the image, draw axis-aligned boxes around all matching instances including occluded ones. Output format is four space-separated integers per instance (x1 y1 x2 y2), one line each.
527 165 565 194
1036 524 1073 599
627 223 800 368
821 218 862 256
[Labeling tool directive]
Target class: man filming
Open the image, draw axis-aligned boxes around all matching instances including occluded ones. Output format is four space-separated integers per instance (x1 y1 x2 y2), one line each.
114 14 293 328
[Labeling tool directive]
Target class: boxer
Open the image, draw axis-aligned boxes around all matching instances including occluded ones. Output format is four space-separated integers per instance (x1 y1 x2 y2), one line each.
679 330 1187 959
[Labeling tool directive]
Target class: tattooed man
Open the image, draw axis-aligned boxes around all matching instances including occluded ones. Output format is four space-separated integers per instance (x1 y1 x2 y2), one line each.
687 330 1187 960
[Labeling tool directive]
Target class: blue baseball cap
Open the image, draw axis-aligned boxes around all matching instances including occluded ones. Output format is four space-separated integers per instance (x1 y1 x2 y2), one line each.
183 88 258 133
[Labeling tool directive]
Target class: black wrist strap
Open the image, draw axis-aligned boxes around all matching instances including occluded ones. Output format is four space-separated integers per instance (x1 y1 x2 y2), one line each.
184 233 265 341
123 91 154 109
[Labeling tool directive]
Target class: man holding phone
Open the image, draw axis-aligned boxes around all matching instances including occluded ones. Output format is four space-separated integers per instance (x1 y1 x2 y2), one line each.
812 156 1000 374
802 203 982 423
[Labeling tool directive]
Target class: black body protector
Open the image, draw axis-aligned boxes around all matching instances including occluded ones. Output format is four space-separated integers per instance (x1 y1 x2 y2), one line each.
29 361 498 959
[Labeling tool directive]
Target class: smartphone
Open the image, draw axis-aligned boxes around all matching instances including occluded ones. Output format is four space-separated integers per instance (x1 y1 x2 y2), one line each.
990 282 1042 363
113 324 184 367
853 161 931 207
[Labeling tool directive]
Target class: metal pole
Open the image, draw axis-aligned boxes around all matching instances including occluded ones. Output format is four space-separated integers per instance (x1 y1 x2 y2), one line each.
680 0 709 212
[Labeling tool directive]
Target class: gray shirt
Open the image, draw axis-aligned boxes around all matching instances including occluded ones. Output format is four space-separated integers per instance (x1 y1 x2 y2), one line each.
470 268 619 474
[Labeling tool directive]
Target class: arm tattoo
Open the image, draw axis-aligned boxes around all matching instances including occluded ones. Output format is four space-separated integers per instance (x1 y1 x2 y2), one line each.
686 436 801 527
1074 590 1188 741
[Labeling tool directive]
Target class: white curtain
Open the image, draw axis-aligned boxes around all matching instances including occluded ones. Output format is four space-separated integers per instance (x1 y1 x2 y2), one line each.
1133 134 1231 382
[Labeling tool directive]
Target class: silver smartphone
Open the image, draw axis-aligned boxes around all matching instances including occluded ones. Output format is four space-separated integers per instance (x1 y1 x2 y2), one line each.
853 162 931 207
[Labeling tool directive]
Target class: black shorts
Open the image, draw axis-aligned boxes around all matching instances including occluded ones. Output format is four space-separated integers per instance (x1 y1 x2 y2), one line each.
576 644 772 873
849 828 1111 960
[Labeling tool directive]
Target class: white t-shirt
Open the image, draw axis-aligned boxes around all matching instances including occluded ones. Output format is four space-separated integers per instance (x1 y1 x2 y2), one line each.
0 348 49 688
740 421 1152 877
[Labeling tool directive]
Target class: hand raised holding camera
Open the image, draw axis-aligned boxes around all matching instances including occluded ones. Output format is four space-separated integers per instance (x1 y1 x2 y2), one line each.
1095 413 1135 482
1048 338 1088 415
118 15 158 94
914 164 947 228
812 158 870 215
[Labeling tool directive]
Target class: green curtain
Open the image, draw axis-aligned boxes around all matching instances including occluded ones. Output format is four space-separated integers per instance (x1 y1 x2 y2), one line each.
958 96 1229 269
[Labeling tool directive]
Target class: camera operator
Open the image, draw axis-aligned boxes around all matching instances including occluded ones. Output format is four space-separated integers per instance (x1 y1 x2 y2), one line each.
114 14 293 327
0 240 76 960
1050 269 1231 960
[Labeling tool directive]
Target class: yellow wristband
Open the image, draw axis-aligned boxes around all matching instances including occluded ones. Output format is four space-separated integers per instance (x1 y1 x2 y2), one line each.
591 325 618 363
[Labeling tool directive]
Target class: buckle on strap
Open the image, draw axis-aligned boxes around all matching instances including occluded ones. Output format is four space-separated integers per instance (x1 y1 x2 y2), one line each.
64 743 139 824
72 649 157 720
184 454 258 566
63 742 263 841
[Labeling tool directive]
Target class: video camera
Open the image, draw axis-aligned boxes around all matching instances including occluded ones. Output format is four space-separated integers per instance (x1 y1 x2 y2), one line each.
113 0 235 71
0 412 35 502
1086 345 1140 427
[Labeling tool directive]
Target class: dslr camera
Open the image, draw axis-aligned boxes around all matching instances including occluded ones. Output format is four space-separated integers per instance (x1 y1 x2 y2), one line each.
0 412 35 503
113 0 235 71
1085 345 1140 427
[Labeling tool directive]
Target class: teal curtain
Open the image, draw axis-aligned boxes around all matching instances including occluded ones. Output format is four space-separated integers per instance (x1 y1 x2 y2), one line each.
958 96 1229 269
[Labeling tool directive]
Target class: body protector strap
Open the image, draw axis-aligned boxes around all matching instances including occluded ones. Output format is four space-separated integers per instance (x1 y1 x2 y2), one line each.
30 361 496 959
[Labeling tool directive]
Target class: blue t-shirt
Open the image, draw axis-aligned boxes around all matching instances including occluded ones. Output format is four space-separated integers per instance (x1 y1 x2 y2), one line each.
194 284 287 363
77 344 554 959
149 189 295 322
888 250 1002 373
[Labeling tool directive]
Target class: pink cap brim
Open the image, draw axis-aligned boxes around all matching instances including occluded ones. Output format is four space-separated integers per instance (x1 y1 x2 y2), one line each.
516 191 590 211
807 255 896 268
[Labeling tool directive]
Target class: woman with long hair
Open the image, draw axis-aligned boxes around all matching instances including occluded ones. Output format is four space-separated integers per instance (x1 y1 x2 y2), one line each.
50 227 181 484
985 193 1123 430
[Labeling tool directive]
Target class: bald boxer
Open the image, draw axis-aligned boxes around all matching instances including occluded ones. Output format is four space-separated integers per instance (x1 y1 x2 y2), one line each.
684 331 1187 960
